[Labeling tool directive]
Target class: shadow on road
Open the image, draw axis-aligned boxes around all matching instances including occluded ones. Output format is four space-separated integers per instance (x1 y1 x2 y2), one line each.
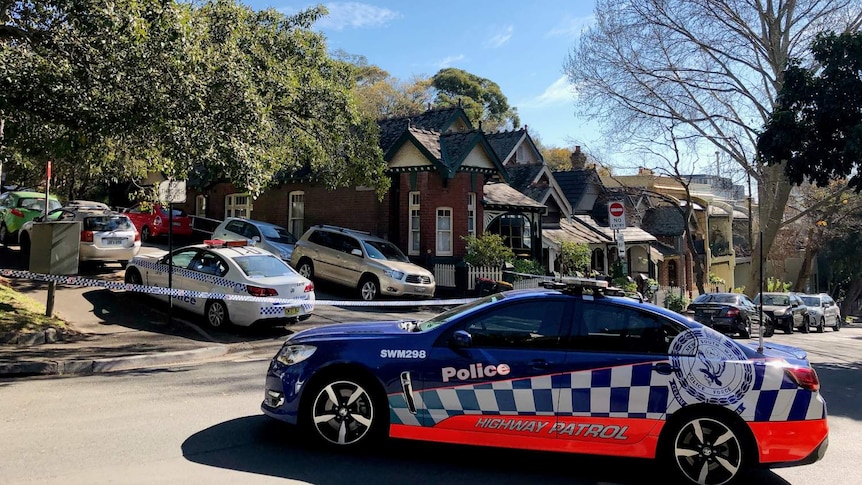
181 415 791 485
814 361 862 421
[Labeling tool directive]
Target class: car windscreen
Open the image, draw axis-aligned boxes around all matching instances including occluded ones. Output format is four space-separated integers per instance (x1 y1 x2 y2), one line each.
158 206 187 217
233 254 297 278
362 240 408 262
800 296 819 306
756 294 789 306
18 198 62 212
418 293 507 331
84 215 134 232
260 225 297 244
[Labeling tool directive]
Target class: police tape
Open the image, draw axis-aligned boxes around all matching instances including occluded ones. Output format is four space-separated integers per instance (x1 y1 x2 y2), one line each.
0 268 477 307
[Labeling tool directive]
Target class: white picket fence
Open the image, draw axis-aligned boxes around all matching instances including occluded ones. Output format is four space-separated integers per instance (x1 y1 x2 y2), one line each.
433 264 544 291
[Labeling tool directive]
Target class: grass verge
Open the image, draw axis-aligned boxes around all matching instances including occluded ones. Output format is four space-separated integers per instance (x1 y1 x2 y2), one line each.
0 278 69 334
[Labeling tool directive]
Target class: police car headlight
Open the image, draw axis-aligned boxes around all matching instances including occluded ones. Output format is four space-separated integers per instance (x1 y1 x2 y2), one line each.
275 344 316 366
384 269 405 280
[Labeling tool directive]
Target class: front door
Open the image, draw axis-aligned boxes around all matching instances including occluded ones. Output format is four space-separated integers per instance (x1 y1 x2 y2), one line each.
414 298 572 442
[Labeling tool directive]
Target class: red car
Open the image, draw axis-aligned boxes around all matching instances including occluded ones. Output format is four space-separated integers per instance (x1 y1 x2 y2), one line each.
123 203 192 242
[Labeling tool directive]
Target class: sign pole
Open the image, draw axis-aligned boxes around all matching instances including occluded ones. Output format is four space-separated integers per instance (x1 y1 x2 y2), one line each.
44 159 55 317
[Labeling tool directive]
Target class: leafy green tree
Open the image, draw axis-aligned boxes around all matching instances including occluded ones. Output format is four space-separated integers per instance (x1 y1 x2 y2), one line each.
462 234 514 267
1 1 387 200
558 241 591 276
430 68 519 131
759 31 862 191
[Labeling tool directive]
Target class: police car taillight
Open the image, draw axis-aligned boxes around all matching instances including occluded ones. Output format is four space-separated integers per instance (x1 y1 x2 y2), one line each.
304 282 314 293
785 366 820 392
247 285 278 297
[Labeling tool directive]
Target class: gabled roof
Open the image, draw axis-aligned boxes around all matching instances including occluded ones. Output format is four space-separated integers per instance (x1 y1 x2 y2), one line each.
553 169 601 211
485 129 526 163
378 107 472 156
483 182 546 212
386 126 509 181
506 164 548 202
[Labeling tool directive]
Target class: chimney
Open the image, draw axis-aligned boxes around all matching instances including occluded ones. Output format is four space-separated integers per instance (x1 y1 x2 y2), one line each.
570 146 587 170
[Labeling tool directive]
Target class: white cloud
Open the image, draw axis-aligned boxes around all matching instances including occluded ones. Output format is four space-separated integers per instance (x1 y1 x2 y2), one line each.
316 2 401 31
546 15 595 39
519 76 577 108
483 25 513 49
435 54 465 69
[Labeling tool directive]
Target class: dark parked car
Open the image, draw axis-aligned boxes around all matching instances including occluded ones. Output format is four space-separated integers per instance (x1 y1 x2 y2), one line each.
686 292 770 338
753 292 810 334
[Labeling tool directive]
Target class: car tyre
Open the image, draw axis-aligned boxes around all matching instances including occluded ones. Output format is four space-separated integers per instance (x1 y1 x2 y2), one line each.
358 276 379 301
817 317 825 333
205 300 230 329
305 375 384 448
663 413 750 485
801 315 810 333
296 259 314 279
0 223 8 246
834 319 841 331
738 318 750 339
19 232 31 262
785 319 793 334
141 226 151 243
124 268 143 285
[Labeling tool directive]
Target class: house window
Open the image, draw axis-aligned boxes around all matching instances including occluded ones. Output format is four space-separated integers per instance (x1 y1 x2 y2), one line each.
591 248 605 273
195 195 206 217
467 192 477 237
409 191 420 256
436 207 453 256
225 193 252 218
488 214 531 253
288 191 304 237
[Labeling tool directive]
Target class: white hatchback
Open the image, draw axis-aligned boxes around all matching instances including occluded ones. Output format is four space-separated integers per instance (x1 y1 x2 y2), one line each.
124 240 315 328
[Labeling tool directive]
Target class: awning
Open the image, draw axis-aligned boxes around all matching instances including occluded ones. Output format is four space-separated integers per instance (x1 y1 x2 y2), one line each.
543 218 609 246
679 200 704 211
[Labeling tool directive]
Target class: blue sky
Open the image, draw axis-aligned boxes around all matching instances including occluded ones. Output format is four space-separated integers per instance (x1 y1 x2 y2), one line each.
244 0 600 149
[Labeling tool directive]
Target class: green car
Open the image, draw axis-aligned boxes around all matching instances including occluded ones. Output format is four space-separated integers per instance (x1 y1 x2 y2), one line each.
0 191 63 244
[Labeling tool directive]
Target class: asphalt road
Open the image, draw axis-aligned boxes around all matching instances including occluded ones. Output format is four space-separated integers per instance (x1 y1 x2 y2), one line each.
3 241 862 484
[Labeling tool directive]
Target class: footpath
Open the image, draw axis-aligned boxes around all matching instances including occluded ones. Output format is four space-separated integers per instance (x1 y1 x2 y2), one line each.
0 279 229 378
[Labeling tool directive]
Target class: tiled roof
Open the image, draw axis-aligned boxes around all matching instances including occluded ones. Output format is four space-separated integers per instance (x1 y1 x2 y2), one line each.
506 164 549 202
440 130 480 171
543 218 609 245
485 129 525 162
553 169 598 210
572 214 657 243
483 182 546 212
408 128 443 160
378 107 468 155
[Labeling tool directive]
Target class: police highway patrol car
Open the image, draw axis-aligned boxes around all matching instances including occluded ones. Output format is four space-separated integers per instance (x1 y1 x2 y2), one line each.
125 239 314 328
261 278 827 485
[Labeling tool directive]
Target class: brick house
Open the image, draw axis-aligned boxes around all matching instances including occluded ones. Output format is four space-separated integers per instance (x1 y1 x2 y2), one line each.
182 106 545 267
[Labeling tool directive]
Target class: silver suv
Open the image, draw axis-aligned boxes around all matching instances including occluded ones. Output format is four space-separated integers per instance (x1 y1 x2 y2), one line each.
290 225 435 300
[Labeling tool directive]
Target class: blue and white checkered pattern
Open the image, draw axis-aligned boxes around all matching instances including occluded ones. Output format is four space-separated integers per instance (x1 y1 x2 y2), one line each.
131 258 247 293
390 360 825 427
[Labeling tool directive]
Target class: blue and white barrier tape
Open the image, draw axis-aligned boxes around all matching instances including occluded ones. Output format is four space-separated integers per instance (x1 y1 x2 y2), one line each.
0 269 476 307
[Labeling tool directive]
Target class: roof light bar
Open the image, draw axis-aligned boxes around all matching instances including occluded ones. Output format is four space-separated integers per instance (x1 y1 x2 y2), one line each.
203 239 248 248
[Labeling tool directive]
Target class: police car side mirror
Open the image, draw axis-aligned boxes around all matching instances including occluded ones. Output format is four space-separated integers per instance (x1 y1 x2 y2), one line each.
450 330 472 348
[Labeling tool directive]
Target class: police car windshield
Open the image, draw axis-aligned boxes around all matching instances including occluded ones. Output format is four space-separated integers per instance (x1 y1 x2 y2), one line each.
418 293 507 331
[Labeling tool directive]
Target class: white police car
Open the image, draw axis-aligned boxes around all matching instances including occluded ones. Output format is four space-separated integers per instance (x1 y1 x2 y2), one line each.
125 240 314 328
261 278 827 485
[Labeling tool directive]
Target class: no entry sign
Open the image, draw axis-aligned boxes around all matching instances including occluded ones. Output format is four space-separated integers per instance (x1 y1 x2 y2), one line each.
608 201 626 230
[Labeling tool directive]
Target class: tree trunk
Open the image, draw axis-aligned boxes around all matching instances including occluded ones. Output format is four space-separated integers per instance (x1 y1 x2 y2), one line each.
792 227 817 292
840 278 862 321
746 164 793 298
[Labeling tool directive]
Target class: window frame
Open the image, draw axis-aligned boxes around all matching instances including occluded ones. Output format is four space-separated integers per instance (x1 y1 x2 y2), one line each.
288 191 304 238
435 207 453 256
225 193 252 219
408 191 421 256
467 192 477 237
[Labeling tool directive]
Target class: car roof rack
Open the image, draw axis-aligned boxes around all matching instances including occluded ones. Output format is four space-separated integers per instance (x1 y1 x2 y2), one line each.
313 224 371 235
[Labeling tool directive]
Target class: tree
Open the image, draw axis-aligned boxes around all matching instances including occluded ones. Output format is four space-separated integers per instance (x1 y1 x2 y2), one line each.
542 147 574 171
558 241 591 276
565 0 862 297
430 68 519 131
759 32 862 191
1 1 387 200
334 51 432 120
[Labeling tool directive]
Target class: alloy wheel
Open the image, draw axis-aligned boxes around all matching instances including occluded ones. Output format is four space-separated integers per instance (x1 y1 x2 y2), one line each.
311 380 375 446
206 300 228 328
359 279 378 301
672 417 743 485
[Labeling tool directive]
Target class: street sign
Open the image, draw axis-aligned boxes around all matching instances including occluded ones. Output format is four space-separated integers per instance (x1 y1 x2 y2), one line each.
608 201 626 230
616 231 626 257
158 179 187 204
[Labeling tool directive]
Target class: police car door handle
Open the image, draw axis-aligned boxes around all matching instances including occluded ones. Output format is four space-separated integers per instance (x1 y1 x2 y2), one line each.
529 359 549 370
652 362 679 375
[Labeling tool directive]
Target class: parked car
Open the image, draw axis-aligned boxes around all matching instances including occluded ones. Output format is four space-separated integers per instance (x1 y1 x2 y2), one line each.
262 278 828 485
18 207 141 267
211 217 297 261
290 224 435 301
686 292 770 338
753 292 810 334
125 239 314 328
0 191 62 245
799 293 841 332
123 203 192 242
